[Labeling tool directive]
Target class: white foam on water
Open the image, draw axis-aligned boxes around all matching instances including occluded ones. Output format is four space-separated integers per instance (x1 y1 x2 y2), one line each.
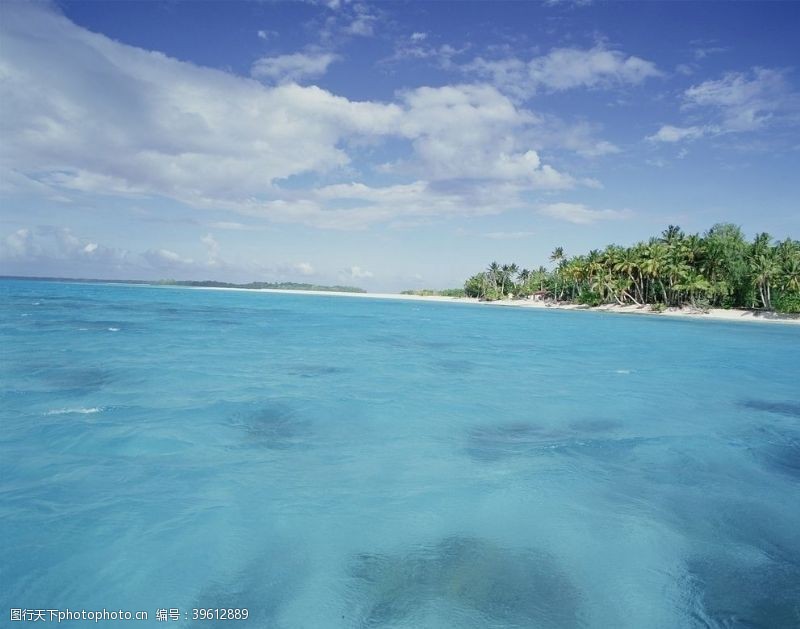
45 407 104 416
615 369 632 374
108 327 120 331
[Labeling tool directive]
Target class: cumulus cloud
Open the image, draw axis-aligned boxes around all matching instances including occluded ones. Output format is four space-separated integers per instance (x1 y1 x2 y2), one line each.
465 45 661 100
0 3 592 231
539 202 632 225
251 52 339 83
396 85 543 180
0 3 400 208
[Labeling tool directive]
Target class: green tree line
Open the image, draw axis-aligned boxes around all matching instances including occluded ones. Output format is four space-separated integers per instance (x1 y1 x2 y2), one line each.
463 224 800 313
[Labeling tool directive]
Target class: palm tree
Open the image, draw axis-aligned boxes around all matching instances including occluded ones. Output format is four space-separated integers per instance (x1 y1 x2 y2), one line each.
517 268 531 296
661 225 684 244
549 247 564 301
675 271 711 307
641 241 669 304
613 247 642 304
486 262 500 299
780 255 800 293
751 251 780 309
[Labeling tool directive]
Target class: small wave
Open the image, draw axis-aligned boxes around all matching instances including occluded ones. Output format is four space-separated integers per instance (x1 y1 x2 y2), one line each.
45 407 104 416
108 327 120 332
615 369 632 374
32 301 41 305
78 327 88 331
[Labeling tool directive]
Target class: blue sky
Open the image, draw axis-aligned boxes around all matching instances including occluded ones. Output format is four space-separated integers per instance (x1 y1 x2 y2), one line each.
1 0 798 291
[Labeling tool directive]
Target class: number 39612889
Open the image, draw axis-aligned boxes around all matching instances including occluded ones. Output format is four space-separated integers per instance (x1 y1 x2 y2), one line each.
192 608 249 620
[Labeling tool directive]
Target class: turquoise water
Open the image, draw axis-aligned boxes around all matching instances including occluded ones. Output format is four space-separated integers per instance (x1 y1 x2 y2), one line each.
1 278 799 628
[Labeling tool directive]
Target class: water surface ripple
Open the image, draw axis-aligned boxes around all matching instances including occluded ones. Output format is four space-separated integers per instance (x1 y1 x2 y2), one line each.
1 280 799 628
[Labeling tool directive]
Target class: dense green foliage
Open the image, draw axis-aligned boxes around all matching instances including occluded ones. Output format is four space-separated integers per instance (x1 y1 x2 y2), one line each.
463 224 800 312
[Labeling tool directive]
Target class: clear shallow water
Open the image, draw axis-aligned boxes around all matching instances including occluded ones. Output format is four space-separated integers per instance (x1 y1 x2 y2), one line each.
1 279 799 629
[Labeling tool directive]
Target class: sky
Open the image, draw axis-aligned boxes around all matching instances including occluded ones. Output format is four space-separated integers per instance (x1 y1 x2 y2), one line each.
1 0 799 291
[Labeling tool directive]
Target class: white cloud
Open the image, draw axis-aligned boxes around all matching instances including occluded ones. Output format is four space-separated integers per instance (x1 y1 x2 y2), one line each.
207 221 249 230
391 84 579 182
201 233 220 266
343 3 377 36
251 52 339 84
539 202 632 224
0 4 401 208
0 3 591 231
345 265 373 279
648 67 795 144
647 125 707 143
683 67 791 132
466 45 660 99
529 46 660 90
385 40 466 70
693 45 728 60
2 228 34 257
528 116 620 157
0 226 124 265
294 262 315 276
144 249 193 266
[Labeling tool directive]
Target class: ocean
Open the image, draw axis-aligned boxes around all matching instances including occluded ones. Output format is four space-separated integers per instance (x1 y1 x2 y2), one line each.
1 278 799 628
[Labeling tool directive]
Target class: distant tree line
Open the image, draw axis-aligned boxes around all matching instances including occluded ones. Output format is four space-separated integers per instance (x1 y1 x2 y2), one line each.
462 224 800 313
401 288 466 297
160 280 366 293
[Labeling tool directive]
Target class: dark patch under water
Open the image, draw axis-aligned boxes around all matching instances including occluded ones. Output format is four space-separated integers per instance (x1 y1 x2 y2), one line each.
466 420 625 462
739 399 800 418
229 403 311 448
686 555 800 629
287 364 347 378
191 552 299 628
39 366 114 395
466 422 545 461
759 439 800 480
433 359 475 374
349 536 582 628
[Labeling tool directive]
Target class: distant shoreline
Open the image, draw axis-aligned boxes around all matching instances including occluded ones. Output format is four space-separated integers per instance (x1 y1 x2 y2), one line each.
4 276 799 325
172 284 800 325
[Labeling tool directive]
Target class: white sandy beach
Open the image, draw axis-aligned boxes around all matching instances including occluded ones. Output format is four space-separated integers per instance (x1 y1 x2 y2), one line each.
170 285 800 325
